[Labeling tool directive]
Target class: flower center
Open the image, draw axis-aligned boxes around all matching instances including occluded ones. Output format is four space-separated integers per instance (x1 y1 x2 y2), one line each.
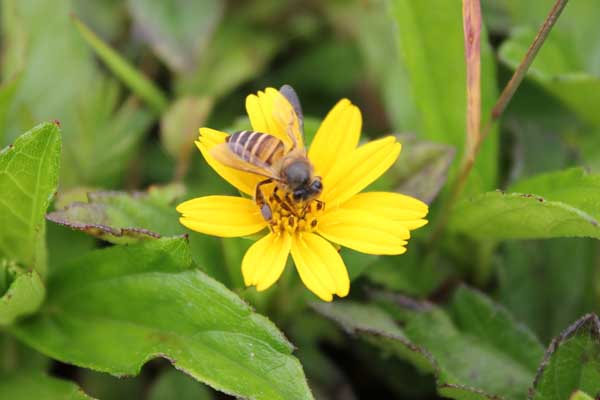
265 185 324 234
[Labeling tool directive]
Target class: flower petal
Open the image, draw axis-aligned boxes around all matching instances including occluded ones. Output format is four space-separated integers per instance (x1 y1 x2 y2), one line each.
317 192 428 255
317 208 411 255
242 233 291 291
177 196 267 237
245 88 302 149
308 99 362 177
196 128 263 195
340 192 429 230
291 232 350 301
321 136 401 207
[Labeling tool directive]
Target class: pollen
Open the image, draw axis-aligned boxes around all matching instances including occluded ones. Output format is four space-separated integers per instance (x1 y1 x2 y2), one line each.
266 188 324 235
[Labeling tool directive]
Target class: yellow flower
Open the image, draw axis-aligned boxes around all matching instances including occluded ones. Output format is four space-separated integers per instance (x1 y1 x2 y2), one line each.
177 87 428 301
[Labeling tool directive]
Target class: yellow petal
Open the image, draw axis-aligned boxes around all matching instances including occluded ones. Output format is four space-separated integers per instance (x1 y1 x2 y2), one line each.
242 233 291 291
291 232 350 301
317 207 411 255
245 88 302 149
177 196 267 237
340 192 429 230
321 136 401 207
308 99 361 177
317 192 428 255
196 128 263 195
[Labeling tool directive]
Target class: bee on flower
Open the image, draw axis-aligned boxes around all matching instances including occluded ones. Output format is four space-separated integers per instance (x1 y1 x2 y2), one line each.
177 85 428 301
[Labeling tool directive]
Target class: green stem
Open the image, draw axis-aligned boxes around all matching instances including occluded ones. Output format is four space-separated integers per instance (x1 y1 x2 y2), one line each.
431 0 570 242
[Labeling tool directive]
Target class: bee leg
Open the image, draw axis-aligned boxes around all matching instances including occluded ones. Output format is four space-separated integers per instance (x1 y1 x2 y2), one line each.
313 199 325 212
281 193 299 217
255 179 273 221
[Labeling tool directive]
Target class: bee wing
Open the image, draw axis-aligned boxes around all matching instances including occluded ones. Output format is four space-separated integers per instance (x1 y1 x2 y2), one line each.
210 142 281 181
275 85 304 151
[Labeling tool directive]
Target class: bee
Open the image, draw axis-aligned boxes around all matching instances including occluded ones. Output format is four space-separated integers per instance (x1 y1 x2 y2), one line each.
211 85 323 221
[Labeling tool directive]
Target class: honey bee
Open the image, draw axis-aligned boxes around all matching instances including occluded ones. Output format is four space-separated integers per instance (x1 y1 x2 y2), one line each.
211 85 323 221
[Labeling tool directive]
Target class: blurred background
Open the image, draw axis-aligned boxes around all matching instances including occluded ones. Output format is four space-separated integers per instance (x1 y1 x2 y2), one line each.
1 0 599 399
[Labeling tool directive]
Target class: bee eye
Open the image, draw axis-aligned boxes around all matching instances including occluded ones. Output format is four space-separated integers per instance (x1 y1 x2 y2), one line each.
293 190 304 201
311 180 322 192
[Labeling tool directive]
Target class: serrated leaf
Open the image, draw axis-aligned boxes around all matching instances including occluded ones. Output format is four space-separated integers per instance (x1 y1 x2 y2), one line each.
388 0 498 194
0 372 93 399
314 286 544 400
127 0 224 73
0 261 44 326
12 238 313 400
0 122 61 275
449 168 600 240
47 184 185 244
530 314 600 400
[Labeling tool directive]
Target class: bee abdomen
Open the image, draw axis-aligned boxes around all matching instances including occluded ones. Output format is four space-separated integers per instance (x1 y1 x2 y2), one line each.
228 130 285 166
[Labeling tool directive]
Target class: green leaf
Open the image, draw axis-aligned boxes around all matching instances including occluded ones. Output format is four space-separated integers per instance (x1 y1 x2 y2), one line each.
497 0 600 126
72 17 168 114
12 238 313 400
449 168 600 240
67 80 153 186
365 249 450 298
499 29 600 126
0 372 93 399
0 261 44 326
530 314 600 400
175 19 281 99
389 134 455 204
148 368 213 400
498 239 599 343
46 184 185 244
127 0 224 73
569 391 595 400
1 1 153 187
1 0 97 143
0 73 22 144
78 370 143 400
388 0 498 193
160 97 213 160
0 122 61 275
314 286 544 399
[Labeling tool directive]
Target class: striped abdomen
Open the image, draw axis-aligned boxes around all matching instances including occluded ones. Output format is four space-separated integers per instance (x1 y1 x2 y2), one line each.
227 130 285 167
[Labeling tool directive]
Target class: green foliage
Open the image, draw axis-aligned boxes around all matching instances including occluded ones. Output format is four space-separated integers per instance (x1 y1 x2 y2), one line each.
148 369 214 400
11 238 313 400
127 0 224 73
0 122 61 275
1 1 599 398
315 286 545 399
0 261 44 326
73 18 168 114
46 184 185 244
530 315 600 400
0 372 92 399
449 169 600 239
389 0 498 193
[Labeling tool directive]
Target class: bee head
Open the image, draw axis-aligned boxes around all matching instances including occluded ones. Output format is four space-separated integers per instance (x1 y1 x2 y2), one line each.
291 177 322 202
285 160 311 190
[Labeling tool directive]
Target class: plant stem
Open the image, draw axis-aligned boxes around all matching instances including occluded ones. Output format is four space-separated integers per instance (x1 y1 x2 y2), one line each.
431 0 570 242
